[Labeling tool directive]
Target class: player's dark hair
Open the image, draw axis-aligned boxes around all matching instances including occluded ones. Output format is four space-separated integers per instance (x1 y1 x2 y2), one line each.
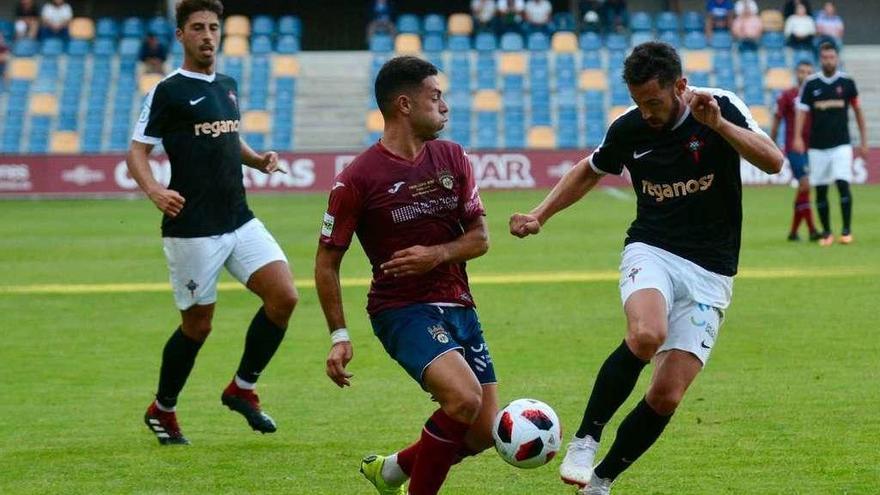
795 59 813 68
818 41 838 54
374 56 439 117
176 0 224 30
623 42 682 88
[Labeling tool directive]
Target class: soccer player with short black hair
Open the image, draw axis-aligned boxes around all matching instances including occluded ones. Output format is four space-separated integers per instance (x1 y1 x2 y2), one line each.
315 56 496 495
771 60 821 241
793 42 868 246
510 42 783 494
127 0 298 445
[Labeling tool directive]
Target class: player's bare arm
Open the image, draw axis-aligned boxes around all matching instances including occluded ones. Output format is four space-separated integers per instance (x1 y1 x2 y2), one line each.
853 102 869 158
240 137 283 174
315 244 354 388
769 113 781 146
380 216 489 277
509 157 603 238
126 140 185 218
689 90 784 174
792 108 808 154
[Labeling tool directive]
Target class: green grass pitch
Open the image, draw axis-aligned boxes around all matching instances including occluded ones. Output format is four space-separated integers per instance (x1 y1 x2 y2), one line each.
1 186 878 494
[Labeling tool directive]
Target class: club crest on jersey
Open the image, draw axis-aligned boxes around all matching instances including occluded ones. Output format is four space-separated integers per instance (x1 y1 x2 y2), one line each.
428 324 450 344
836 85 843 96
438 170 454 190
227 90 238 108
686 135 705 163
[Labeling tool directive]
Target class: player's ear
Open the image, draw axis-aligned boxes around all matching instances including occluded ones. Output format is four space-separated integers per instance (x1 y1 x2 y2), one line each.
396 94 412 116
175 27 183 43
675 77 688 96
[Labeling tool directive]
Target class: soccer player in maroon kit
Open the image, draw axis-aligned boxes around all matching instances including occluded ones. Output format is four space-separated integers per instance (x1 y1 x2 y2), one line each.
770 60 820 241
315 56 497 495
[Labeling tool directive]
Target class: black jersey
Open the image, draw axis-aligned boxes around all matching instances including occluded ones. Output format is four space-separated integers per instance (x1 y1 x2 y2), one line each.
133 68 254 238
590 88 764 276
796 72 858 150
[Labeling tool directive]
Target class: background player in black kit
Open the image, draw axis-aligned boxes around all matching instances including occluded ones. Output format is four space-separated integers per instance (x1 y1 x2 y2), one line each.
126 0 298 445
509 42 783 494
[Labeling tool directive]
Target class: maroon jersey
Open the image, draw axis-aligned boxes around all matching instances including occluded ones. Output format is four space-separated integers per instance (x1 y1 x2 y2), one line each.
320 140 485 316
775 86 811 153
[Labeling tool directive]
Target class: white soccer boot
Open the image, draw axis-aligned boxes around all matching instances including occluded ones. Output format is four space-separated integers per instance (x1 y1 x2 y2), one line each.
559 435 599 488
579 472 613 495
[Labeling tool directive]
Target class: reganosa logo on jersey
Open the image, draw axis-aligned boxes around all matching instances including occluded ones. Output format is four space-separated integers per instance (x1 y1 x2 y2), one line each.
641 174 714 203
193 119 240 138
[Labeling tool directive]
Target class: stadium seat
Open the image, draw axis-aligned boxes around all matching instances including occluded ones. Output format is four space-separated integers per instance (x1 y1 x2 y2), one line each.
683 32 707 50
40 38 65 57
423 33 444 53
579 32 602 51
119 37 141 58
243 111 271 133
369 33 393 52
252 15 275 36
765 49 787 69
251 35 273 55
500 32 524 51
366 109 384 133
608 105 631 125
278 16 302 37
527 127 556 149
394 34 422 54
761 32 785 50
223 36 249 56
473 90 501 112
631 31 654 47
95 17 118 38
70 17 95 40
688 72 710 87
397 14 421 34
30 94 58 116
13 39 39 57
50 131 80 153
765 68 792 90
138 73 163 95
499 53 526 75
447 35 470 51
67 39 90 57
629 12 652 32
551 32 577 52
760 9 784 32
225 15 251 37
475 32 497 51
655 11 680 32
527 32 550 51
271 56 300 78
9 59 38 80
659 30 681 47
682 11 703 31
749 105 771 129
684 50 712 72
276 35 300 54
147 16 173 38
91 38 115 56
0 19 13 40
579 69 608 91
121 17 145 38
448 13 473 35
710 31 733 49
605 33 628 51
424 14 445 34
582 49 602 69
552 12 576 32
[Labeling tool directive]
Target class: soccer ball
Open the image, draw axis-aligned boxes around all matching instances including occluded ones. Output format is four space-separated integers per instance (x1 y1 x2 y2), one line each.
492 398 562 469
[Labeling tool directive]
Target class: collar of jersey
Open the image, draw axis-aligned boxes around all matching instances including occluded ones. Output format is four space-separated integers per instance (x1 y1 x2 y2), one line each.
376 139 427 165
670 104 691 131
817 71 841 84
175 68 216 83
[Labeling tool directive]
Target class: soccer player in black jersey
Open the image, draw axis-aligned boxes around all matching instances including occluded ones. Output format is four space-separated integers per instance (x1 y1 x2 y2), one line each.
509 42 783 494
793 42 868 246
126 0 298 445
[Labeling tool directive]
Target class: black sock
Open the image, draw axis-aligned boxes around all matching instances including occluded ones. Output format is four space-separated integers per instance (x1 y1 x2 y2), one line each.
575 341 648 441
156 327 204 409
836 180 852 233
236 307 287 384
593 398 672 481
815 185 831 234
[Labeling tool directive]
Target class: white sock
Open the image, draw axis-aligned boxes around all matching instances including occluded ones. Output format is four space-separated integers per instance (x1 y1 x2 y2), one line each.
154 400 175 413
234 375 257 390
381 454 408 486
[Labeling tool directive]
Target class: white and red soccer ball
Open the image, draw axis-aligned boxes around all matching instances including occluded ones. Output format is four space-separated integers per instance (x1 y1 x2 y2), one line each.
492 398 562 469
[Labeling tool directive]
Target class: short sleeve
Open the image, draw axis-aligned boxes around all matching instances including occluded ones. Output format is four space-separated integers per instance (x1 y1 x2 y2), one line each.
796 81 813 111
848 78 859 105
132 84 170 145
457 148 486 223
589 119 627 175
718 91 768 137
319 177 363 250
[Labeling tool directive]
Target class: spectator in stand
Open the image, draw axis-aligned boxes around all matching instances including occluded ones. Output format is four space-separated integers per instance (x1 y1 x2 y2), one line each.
471 0 498 32
14 0 40 40
784 3 816 52
732 2 763 51
497 0 525 34
0 32 9 85
734 0 758 16
139 33 168 75
783 0 812 19
576 0 602 33
367 0 395 38
39 0 73 42
524 0 553 35
664 0 682 13
706 0 735 38
815 1 844 47
601 0 630 34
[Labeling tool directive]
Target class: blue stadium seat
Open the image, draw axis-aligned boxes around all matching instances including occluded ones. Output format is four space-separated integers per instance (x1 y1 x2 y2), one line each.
276 35 300 54
605 33 628 50
689 72 710 87
683 31 707 50
122 17 145 38
553 12 576 32
710 31 733 50
582 50 602 69
500 32 524 51
740 49 759 66
761 32 785 49
423 14 445 34
0 19 13 41
659 30 680 47
40 38 64 57
579 32 602 51
527 32 549 51
251 35 272 55
369 33 393 52
714 50 733 67
67 39 90 57
119 37 141 58
475 113 498 149
629 12 652 32
278 16 302 37
148 16 173 38
655 11 680 32
252 15 275 36
96 18 119 38
631 31 654 47
397 14 421 34
586 121 605 146
683 11 703 32
792 49 814 65
715 72 736 90
766 49 787 69
447 35 470 51
423 33 444 53
584 90 605 108
475 32 497 51
13 39 39 57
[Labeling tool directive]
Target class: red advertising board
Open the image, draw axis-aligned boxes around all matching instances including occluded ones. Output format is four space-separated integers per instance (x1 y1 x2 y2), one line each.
1 149 878 197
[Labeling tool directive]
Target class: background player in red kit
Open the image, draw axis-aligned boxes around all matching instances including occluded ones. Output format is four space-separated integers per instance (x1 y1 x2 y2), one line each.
771 60 820 242
314 56 497 495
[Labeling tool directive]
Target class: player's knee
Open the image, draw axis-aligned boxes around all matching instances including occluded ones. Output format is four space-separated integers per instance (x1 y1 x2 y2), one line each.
645 385 684 416
182 321 212 342
265 288 298 324
444 388 483 424
626 320 666 359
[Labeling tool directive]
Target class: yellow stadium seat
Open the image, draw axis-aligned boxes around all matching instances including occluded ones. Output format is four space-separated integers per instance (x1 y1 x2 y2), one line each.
765 68 792 90
50 131 80 153
608 106 631 125
223 36 249 56
9 59 38 80
224 15 250 37
272 55 300 77
395 34 422 54
684 50 712 72
760 9 784 32
499 53 526 74
749 105 772 128
69 17 95 40
473 90 502 112
448 13 473 35
527 127 556 149
551 32 578 53
579 69 608 91
243 111 271 133
30 94 58 116
139 73 164 95
366 110 384 132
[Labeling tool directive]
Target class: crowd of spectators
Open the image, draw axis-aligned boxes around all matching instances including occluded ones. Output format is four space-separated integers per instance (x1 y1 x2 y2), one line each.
14 0 72 42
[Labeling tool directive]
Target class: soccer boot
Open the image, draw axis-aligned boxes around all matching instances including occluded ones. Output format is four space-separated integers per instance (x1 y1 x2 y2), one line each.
808 231 823 242
560 435 599 488
144 402 190 445
787 232 800 241
221 381 277 433
818 233 834 247
360 454 406 495
839 233 853 244
579 472 613 495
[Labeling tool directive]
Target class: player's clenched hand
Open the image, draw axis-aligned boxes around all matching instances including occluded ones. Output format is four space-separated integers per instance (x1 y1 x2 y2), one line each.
147 187 185 218
792 136 806 154
509 213 541 238
257 151 285 174
689 91 722 131
326 342 353 388
381 245 445 277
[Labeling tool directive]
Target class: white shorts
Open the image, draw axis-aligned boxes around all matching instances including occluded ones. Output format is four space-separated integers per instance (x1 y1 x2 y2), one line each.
619 243 733 365
163 218 287 310
808 145 853 186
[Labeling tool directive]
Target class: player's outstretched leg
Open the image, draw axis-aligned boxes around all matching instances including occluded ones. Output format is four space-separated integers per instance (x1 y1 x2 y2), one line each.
836 179 853 244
